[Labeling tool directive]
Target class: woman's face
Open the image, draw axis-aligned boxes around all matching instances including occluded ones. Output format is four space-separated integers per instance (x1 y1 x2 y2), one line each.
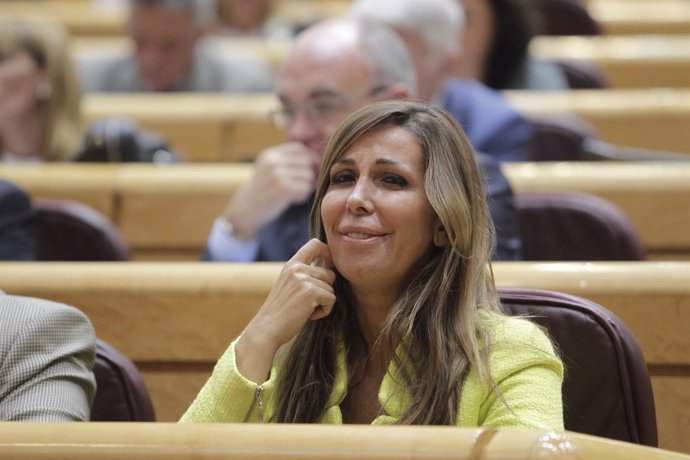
321 126 443 293
0 49 45 125
458 0 495 80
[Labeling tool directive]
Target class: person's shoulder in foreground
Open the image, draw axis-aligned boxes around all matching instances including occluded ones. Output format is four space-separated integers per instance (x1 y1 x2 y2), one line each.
178 312 563 428
440 78 532 162
0 179 35 261
0 293 97 421
458 311 564 429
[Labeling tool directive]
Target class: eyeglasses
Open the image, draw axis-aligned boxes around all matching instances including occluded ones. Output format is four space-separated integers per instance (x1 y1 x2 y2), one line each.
269 84 389 129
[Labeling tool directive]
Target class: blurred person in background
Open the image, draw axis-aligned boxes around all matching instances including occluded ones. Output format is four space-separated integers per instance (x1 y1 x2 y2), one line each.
0 179 35 261
456 0 568 90
214 0 293 40
79 0 273 93
0 18 81 163
204 19 521 263
351 0 533 162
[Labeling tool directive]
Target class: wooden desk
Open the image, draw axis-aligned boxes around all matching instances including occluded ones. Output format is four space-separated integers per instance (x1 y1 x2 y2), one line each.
531 35 690 89
1 423 686 459
504 89 690 154
72 34 690 90
589 0 690 35
82 93 284 162
78 90 690 159
2 162 690 260
1 261 689 454
10 0 690 38
0 1 125 37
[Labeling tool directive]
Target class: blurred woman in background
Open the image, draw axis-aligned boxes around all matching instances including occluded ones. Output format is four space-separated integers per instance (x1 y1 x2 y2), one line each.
0 18 82 162
457 0 568 90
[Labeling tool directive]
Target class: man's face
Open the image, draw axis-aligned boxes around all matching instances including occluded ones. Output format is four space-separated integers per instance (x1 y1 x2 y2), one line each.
130 4 199 91
275 41 378 166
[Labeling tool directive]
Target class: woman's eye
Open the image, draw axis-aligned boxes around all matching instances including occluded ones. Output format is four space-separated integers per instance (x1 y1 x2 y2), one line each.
381 174 407 187
331 171 355 185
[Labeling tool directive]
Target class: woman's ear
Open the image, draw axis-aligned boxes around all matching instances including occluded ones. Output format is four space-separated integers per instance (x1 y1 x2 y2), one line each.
433 222 448 247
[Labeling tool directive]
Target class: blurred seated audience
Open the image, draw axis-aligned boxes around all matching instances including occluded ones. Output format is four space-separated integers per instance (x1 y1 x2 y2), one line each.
0 18 82 163
203 18 521 264
0 293 96 421
351 0 533 161
78 0 273 93
0 179 35 261
0 18 173 163
214 0 294 40
455 0 569 90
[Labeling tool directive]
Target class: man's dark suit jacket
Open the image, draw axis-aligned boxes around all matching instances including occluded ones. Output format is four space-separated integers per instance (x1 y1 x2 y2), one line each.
440 78 532 163
0 180 36 261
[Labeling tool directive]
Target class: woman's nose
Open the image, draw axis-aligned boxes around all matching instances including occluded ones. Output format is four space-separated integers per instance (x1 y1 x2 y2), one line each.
345 180 373 214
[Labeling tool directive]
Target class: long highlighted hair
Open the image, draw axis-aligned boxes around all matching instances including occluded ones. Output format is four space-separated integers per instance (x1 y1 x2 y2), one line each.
274 100 501 424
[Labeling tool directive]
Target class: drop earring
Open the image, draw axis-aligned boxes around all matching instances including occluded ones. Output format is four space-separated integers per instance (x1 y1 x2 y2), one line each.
35 81 53 101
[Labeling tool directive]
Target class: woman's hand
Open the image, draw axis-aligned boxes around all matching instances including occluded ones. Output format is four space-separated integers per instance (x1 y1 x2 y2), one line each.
236 239 336 383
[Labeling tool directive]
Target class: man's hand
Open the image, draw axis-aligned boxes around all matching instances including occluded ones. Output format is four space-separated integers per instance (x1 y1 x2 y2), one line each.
223 143 319 240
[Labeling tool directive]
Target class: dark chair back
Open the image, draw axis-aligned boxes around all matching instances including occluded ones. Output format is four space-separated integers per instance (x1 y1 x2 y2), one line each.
91 340 156 421
529 114 599 162
34 198 130 261
534 0 601 35
556 60 610 89
516 192 646 261
499 288 658 446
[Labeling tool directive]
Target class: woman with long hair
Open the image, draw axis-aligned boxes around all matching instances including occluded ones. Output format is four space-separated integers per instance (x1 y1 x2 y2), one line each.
182 100 563 426
0 18 82 162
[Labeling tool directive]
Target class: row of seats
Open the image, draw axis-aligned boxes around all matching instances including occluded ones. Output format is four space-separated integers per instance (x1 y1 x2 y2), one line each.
74 92 690 162
69 34 690 90
31 192 646 262
4 162 686 260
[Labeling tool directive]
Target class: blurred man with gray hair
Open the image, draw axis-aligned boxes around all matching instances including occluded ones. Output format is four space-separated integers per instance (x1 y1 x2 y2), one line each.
351 0 532 162
79 0 272 92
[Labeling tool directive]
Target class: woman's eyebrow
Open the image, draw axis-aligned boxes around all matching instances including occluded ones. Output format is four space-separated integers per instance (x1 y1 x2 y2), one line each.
333 158 355 166
376 158 405 168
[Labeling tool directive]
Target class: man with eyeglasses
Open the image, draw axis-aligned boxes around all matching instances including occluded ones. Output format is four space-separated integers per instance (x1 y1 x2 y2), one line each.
204 19 521 262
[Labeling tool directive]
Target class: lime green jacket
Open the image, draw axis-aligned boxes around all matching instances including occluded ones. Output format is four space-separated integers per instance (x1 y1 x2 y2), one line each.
180 313 564 428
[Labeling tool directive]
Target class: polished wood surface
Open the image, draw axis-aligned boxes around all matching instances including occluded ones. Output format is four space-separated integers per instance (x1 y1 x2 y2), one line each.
72 34 690 90
589 0 690 35
1 261 689 453
2 162 689 260
0 1 126 37
504 89 690 154
76 91 690 159
0 423 687 459
8 0 690 37
530 35 690 89
82 93 284 162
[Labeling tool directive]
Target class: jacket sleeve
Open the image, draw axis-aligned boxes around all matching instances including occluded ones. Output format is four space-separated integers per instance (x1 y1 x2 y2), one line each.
179 338 278 423
0 302 96 421
477 316 564 430
0 181 35 261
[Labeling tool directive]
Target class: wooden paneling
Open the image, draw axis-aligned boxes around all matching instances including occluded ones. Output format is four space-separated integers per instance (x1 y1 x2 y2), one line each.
531 35 690 89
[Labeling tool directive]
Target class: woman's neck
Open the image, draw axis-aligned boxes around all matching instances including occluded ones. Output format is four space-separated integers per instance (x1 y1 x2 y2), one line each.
351 284 399 349
1 115 45 159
